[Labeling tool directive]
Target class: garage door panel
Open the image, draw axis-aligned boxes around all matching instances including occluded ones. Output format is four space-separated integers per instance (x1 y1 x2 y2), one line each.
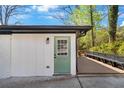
11 34 54 76
11 34 37 76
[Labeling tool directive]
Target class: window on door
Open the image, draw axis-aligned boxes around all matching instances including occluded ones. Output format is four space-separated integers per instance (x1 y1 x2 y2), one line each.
57 40 68 56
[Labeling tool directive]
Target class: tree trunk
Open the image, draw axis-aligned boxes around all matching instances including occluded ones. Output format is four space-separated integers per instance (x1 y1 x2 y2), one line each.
108 5 118 43
90 5 95 47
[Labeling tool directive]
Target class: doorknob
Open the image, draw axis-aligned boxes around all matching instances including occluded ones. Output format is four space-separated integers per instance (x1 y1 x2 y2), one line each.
54 54 56 58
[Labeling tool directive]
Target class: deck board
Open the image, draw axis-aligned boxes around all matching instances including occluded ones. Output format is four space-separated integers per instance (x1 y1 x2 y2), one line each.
77 56 121 74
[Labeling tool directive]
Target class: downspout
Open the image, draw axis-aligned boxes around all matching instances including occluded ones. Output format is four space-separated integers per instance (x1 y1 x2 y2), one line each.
76 31 80 75
75 30 88 75
76 30 87 88
76 31 79 75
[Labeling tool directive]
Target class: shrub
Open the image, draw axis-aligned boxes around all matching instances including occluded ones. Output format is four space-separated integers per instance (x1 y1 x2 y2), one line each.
89 41 123 55
90 46 100 52
117 42 124 56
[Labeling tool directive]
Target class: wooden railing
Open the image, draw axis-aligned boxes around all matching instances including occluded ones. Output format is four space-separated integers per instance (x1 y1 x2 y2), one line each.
85 51 124 70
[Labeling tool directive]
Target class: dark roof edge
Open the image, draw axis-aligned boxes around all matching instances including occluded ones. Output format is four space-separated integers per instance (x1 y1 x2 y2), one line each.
0 25 92 34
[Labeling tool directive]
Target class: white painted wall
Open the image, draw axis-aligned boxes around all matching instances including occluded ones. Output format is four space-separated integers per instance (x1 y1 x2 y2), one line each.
0 33 76 77
11 34 37 76
0 35 11 79
70 34 76 75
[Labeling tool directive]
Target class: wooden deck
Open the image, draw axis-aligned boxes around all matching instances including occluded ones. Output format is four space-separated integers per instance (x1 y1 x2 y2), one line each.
77 56 123 74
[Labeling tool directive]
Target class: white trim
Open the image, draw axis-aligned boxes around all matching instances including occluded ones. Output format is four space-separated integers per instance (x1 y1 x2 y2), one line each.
70 34 76 75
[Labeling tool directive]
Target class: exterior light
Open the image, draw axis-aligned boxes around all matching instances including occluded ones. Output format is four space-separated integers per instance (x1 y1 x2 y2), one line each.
46 37 49 44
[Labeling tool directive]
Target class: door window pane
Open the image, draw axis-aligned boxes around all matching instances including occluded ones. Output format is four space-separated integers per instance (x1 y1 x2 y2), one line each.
57 40 68 56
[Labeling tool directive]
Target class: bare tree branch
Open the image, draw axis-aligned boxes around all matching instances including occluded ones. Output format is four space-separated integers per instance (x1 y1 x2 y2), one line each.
50 5 74 24
0 5 27 25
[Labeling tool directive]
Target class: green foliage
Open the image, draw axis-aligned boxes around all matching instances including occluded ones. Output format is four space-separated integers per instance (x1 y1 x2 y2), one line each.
90 43 113 54
117 42 124 56
90 41 123 55
79 25 124 55
66 5 123 56
116 30 124 41
95 29 109 46
69 6 90 25
79 31 91 50
90 46 100 52
67 5 105 49
79 29 109 50
68 5 103 28
88 26 124 56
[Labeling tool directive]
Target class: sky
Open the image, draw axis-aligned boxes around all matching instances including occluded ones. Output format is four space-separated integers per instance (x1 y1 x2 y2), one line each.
8 5 124 27
10 5 65 25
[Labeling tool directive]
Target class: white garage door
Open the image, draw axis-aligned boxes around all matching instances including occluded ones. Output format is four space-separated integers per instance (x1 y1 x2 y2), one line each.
11 34 54 76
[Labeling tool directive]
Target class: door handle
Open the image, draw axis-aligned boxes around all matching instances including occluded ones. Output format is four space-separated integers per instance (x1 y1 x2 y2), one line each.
54 54 56 58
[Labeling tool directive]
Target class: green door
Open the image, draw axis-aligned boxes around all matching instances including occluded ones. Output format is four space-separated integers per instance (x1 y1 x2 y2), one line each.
54 36 70 74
